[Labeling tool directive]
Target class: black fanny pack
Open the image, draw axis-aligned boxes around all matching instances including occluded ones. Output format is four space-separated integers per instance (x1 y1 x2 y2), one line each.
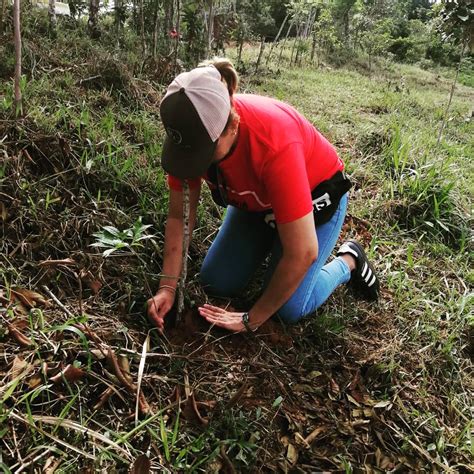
262 170 352 228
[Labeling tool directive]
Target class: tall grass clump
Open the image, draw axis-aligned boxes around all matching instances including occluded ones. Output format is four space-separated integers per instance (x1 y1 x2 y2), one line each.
381 122 470 248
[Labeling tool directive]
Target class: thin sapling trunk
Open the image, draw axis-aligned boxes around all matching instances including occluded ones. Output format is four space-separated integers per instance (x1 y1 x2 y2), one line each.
13 0 22 116
177 180 190 319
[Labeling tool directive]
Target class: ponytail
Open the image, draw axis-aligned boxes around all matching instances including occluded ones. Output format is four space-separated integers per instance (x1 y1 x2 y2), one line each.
199 57 239 97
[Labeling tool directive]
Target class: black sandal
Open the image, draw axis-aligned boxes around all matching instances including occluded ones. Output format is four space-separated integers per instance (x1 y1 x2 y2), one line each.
337 240 380 302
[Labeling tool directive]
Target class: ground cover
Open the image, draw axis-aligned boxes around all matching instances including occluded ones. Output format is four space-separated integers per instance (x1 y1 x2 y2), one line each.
1 27 473 472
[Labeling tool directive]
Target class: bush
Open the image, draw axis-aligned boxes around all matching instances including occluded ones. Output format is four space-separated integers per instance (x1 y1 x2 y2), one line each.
381 123 470 248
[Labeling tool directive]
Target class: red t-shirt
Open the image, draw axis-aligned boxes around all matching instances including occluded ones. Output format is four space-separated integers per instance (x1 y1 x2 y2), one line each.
168 94 344 224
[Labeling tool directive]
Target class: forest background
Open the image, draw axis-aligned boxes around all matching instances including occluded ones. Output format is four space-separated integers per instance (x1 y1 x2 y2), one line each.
0 0 473 472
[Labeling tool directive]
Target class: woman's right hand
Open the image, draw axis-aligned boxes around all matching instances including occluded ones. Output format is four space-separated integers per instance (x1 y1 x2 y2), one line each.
147 290 175 331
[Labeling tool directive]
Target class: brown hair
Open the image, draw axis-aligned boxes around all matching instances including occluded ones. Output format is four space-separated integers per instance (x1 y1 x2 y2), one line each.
199 57 240 133
199 57 239 97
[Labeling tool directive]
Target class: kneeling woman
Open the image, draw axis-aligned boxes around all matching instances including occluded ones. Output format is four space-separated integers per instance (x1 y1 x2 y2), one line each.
147 59 379 333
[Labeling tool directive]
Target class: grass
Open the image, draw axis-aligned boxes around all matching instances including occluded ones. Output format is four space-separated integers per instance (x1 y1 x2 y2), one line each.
1 14 473 472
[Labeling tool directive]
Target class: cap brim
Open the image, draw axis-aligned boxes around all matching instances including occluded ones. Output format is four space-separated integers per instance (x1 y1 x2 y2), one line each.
161 136 216 179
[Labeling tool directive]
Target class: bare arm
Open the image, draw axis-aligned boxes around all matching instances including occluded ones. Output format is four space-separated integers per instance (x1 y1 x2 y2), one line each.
249 211 318 327
147 184 201 329
199 210 318 331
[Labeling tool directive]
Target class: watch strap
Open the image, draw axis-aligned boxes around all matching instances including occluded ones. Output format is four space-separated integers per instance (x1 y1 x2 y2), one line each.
241 312 253 332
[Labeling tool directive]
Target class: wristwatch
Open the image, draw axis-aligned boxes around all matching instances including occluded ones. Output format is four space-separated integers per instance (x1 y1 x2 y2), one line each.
241 312 253 332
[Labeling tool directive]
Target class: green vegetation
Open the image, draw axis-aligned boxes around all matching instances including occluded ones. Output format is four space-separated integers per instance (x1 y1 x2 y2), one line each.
1 4 473 473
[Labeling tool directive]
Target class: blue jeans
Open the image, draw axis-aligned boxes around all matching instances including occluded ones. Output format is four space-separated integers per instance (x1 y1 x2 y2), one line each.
200 194 351 324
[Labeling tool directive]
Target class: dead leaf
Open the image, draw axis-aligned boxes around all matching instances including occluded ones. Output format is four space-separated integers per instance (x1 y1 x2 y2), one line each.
182 392 209 426
347 394 361 407
118 355 133 384
130 454 151 474
50 364 85 384
88 280 102 295
43 456 62 474
286 443 298 465
28 373 43 389
8 294 28 316
93 387 115 411
8 323 33 347
373 400 392 409
308 370 323 379
226 381 248 409
10 356 29 381
304 426 327 445
11 288 48 308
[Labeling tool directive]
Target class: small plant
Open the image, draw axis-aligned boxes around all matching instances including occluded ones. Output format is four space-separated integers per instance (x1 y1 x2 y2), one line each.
91 218 155 257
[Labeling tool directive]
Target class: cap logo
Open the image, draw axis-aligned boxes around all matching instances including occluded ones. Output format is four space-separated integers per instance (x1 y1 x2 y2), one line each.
165 127 183 145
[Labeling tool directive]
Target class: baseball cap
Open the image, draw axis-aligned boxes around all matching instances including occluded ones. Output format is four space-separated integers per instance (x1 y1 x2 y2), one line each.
160 66 231 179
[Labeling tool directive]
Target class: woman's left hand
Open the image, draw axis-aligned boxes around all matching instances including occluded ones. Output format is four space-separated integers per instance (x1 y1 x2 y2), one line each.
198 304 252 333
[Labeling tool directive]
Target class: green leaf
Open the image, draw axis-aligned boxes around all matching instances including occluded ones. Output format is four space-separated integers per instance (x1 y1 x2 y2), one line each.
272 396 283 408
102 226 121 236
103 248 118 257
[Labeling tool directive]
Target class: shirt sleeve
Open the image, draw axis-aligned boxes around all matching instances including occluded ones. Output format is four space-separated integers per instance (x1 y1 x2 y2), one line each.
262 142 313 224
167 175 202 191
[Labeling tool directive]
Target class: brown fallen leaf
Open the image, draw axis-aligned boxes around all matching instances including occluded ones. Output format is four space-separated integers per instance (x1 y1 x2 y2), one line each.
107 349 150 415
304 426 327 445
28 373 43 389
8 293 28 316
287 443 298 466
10 356 30 381
182 392 209 426
8 323 33 347
118 355 133 385
130 454 151 474
11 288 48 308
50 364 85 384
93 387 115 411
225 381 248 409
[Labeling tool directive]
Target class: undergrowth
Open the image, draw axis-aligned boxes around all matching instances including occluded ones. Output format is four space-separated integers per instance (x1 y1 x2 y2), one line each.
0 10 473 473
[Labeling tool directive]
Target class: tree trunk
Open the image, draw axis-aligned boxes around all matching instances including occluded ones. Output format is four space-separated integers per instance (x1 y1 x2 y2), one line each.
207 0 214 58
115 0 123 38
255 36 265 73
237 37 243 67
437 41 467 147
266 13 288 66
152 0 160 58
290 26 299 65
49 0 57 31
1 0 7 34
173 0 180 73
13 0 22 116
277 21 293 68
88 0 100 38
139 0 146 54
68 0 77 20
163 0 173 52
311 29 317 63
